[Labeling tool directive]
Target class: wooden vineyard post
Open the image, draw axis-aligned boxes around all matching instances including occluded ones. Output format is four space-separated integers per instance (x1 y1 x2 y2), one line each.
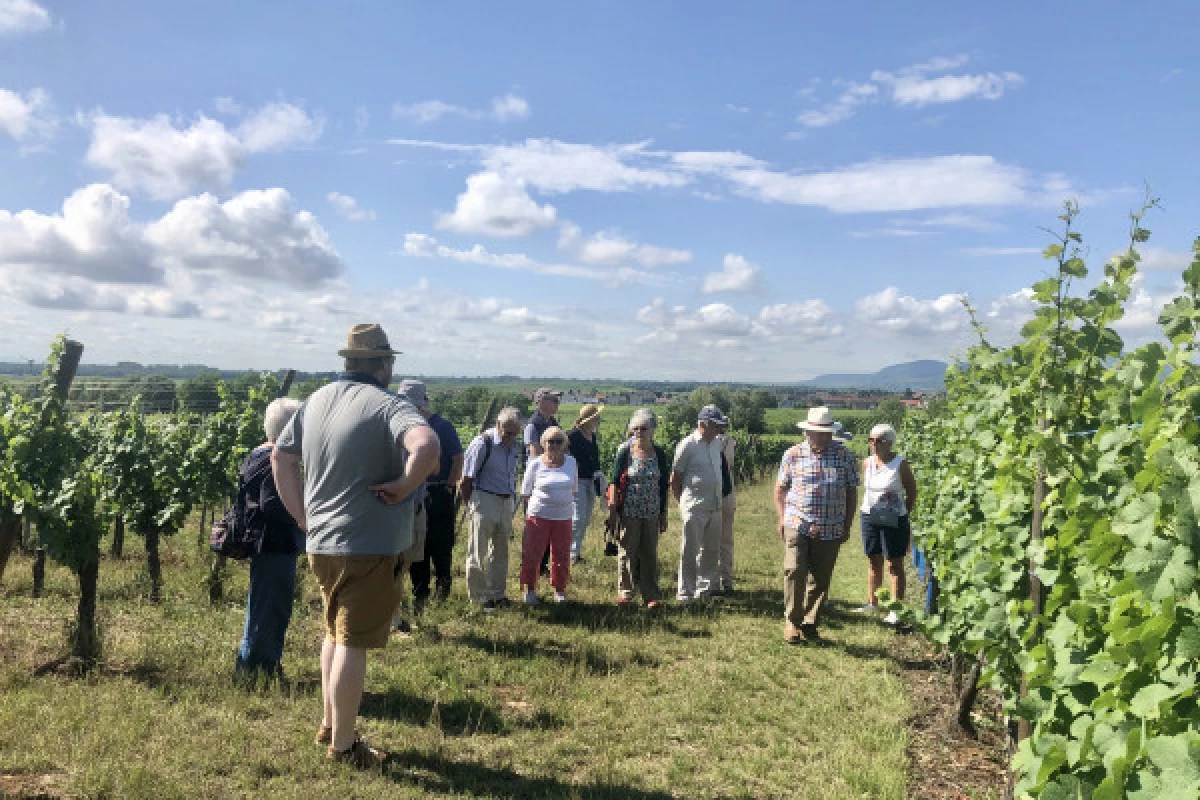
31 547 46 597
278 369 295 397
110 515 124 558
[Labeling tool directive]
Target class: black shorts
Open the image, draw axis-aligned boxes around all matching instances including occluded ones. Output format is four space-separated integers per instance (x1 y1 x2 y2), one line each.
861 514 911 559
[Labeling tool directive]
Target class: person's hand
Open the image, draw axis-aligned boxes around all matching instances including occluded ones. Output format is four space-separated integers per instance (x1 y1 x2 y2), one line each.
368 478 413 505
777 523 786 542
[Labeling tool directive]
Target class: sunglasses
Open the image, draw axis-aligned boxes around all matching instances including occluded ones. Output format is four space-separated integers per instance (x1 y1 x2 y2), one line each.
546 438 566 446
630 426 650 432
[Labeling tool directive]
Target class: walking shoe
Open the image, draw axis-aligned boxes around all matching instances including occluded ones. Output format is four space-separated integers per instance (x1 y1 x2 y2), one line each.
314 724 332 746
800 624 821 642
553 592 568 603
677 596 693 606
523 590 541 605
883 610 901 627
495 596 513 609
327 736 387 771
481 599 498 613
784 622 803 645
853 604 880 614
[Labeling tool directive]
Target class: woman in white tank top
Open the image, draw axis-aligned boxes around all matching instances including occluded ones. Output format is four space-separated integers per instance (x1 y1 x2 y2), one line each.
855 424 918 626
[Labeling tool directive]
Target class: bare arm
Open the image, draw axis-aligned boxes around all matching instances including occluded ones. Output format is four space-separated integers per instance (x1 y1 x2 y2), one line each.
670 470 683 505
448 453 465 486
843 488 858 541
773 482 788 540
369 425 442 504
459 475 474 508
270 448 306 532
900 461 918 514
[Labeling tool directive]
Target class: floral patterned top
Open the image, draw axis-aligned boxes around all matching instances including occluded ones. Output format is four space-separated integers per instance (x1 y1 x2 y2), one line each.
623 452 662 519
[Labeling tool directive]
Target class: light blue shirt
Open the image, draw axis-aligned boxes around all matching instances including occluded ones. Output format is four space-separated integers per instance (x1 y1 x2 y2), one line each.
462 428 521 495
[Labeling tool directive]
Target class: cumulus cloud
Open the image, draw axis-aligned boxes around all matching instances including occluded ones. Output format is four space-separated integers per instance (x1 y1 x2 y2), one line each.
327 191 377 222
758 300 843 337
635 299 755 337
481 139 685 194
0 87 53 143
855 287 967 334
85 102 323 200
0 0 51 35
393 93 531 123
1137 246 1193 272
403 232 665 286
0 183 159 283
702 253 761 293
146 188 343 287
2 275 202 318
557 223 691 268
436 172 556 237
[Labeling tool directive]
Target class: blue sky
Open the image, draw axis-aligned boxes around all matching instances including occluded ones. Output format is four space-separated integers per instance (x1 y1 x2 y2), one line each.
1 0 1197 380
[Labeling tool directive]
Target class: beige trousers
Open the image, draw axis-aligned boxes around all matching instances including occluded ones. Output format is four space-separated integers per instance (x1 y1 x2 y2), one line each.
783 527 842 628
617 515 661 602
717 493 736 590
465 492 513 603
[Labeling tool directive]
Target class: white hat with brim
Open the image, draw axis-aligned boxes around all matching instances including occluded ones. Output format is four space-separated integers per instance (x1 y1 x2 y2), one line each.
797 406 837 432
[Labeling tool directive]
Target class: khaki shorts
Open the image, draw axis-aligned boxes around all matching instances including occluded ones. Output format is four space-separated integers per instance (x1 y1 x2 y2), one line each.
309 554 402 649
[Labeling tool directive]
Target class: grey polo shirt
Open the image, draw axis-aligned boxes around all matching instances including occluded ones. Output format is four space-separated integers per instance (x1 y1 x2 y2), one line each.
672 430 723 514
276 379 428 556
462 428 521 496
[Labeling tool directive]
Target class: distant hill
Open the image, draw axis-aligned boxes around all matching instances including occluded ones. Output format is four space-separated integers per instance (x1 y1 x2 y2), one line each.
805 360 948 391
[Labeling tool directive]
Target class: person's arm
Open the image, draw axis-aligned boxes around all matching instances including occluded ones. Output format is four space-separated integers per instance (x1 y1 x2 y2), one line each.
270 448 306 532
520 458 537 515
670 438 688 505
774 482 788 541
369 425 441 504
459 475 474 508
670 470 683 505
448 453 465 487
900 461 918 514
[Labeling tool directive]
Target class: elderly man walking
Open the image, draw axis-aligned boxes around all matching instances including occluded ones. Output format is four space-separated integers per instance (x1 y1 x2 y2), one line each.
774 406 859 644
460 407 523 611
396 380 464 613
272 324 439 768
670 405 727 603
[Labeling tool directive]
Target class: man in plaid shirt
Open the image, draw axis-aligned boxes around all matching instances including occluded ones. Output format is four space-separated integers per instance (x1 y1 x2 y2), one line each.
774 407 859 644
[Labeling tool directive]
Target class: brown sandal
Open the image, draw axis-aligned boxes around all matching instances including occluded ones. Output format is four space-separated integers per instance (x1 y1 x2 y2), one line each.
327 736 387 770
314 724 332 745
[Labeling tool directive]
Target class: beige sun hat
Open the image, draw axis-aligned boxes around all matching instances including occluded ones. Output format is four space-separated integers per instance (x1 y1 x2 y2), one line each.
337 323 402 358
574 403 604 427
797 406 837 432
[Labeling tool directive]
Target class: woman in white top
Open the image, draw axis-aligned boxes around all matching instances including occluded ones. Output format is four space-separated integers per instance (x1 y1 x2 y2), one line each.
519 425 578 603
857 424 918 626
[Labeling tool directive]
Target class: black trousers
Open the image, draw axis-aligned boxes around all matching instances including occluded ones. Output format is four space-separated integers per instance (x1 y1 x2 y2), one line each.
410 484 457 603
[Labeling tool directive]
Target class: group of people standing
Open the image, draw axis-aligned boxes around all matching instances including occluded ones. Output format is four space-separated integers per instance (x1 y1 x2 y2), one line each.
227 322 918 769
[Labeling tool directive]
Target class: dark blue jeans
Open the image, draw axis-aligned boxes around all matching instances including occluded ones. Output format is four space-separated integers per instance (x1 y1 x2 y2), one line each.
236 552 298 674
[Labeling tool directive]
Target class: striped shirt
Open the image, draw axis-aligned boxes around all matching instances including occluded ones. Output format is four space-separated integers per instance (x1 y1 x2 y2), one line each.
776 441 859 539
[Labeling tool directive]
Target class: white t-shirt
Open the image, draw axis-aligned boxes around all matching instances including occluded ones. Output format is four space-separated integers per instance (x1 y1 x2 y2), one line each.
522 454 578 520
860 454 907 516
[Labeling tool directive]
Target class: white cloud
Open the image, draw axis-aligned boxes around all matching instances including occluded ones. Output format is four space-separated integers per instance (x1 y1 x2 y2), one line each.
1115 278 1175 333
758 300 843 338
872 57 1024 107
557 223 691 268
963 246 1041 256
524 331 547 343
1 275 202 318
327 191 377 222
855 287 967 334
0 184 158 283
436 171 556 237
702 253 761 294
798 82 878 128
479 139 685 194
0 87 52 142
393 93 531 123
672 150 765 173
726 155 1030 212
213 96 242 115
85 102 323 200
145 188 343 287
0 0 50 35
1138 246 1193 272
236 102 323 151
403 232 665 287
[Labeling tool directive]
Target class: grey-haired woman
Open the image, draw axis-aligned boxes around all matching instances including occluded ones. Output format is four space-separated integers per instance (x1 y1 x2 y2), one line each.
856 423 918 626
607 409 670 607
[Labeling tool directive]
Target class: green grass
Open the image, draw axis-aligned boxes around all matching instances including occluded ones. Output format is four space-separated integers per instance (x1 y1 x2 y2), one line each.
1 483 910 799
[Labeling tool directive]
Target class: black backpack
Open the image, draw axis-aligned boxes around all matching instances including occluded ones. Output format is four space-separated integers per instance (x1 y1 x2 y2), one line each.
210 455 270 560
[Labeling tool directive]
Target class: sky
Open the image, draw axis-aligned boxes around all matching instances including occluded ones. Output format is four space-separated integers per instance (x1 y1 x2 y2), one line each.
1 1 1197 381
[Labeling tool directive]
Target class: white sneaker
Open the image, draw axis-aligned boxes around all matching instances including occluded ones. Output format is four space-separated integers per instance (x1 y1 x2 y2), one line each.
524 590 540 605
553 592 567 603
883 610 901 626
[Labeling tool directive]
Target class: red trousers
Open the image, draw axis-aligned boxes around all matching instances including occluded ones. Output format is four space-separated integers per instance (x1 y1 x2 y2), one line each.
520 516 572 591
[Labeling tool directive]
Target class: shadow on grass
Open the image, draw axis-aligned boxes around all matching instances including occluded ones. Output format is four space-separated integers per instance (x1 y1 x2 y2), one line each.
360 686 562 735
386 748 682 799
451 631 659 674
495 601 714 639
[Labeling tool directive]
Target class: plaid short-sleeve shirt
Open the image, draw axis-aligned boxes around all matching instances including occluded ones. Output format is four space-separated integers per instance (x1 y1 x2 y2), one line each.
776 441 860 539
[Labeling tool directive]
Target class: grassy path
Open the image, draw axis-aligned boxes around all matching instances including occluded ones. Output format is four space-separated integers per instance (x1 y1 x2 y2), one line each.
0 482 910 799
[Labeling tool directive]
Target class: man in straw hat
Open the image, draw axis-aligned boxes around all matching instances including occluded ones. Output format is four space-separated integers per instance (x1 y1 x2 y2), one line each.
273 323 440 769
774 406 859 644
567 403 605 563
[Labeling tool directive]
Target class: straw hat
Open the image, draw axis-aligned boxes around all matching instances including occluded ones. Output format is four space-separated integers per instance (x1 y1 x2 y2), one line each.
574 403 604 427
797 406 837 432
337 323 402 358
